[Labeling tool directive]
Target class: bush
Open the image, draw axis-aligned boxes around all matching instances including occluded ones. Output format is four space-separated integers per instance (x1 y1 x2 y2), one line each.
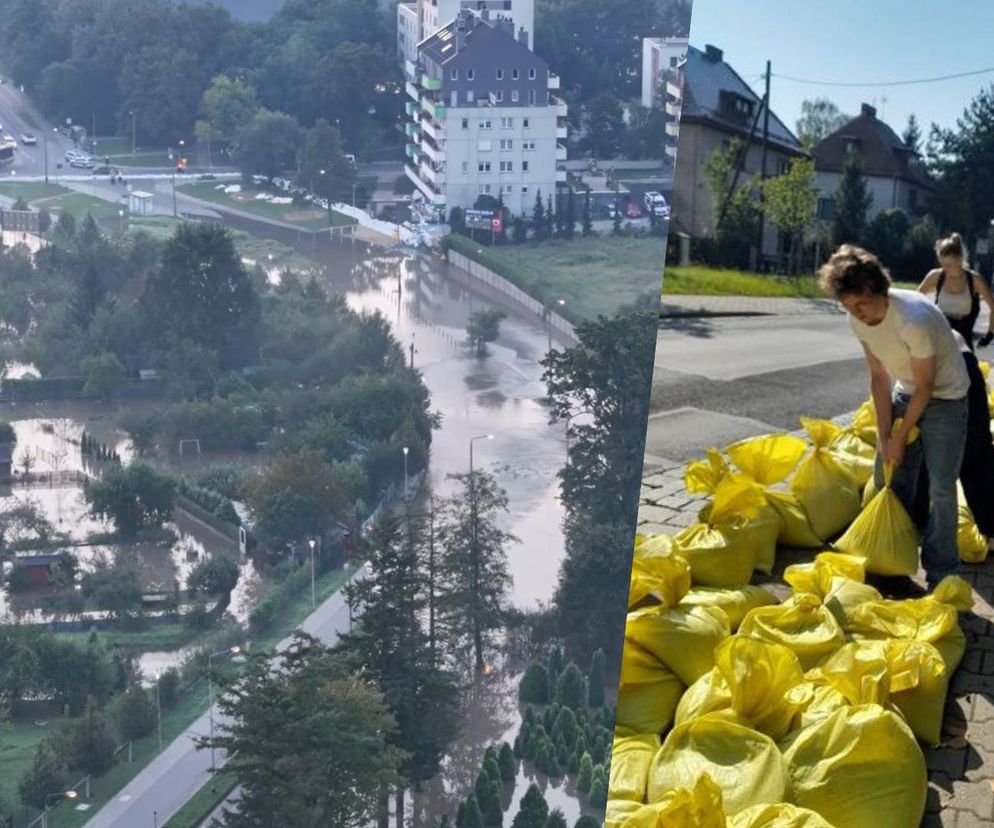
555 663 586 711
587 767 608 806
576 753 593 793
115 684 157 741
519 660 549 704
0 421 15 444
19 741 68 810
188 552 240 596
587 649 605 708
158 668 180 708
498 742 515 782
574 818 600 828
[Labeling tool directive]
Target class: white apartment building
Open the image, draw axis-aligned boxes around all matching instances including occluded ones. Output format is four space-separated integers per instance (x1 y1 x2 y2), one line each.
404 9 567 218
398 0 535 66
641 36 689 108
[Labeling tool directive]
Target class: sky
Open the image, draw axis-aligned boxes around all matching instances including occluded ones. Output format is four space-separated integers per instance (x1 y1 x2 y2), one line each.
686 0 994 139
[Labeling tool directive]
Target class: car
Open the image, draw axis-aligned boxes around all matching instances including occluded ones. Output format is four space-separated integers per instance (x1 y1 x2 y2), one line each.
643 190 670 217
19 133 36 146
69 157 95 169
65 149 86 162
625 201 643 219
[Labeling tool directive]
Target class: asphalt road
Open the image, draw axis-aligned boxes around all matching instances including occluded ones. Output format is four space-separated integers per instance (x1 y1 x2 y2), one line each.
0 79 77 178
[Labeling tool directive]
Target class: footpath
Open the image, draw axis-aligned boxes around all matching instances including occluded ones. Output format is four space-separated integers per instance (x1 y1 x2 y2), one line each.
640 294 994 827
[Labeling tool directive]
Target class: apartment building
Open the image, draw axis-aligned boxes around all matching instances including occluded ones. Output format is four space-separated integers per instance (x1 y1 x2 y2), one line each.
398 0 534 66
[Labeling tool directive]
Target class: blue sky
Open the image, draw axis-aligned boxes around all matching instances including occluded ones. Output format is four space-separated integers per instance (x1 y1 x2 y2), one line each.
687 0 994 138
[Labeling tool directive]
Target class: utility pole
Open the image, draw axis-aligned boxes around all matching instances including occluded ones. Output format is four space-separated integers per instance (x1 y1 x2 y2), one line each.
409 333 416 370
756 60 771 271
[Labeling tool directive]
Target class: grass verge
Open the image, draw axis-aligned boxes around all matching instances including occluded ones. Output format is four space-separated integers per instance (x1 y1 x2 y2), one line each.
446 232 664 323
179 182 355 229
162 768 237 828
662 265 918 297
0 182 71 202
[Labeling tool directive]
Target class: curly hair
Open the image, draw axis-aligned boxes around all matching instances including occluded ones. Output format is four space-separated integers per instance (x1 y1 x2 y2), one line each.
818 244 892 300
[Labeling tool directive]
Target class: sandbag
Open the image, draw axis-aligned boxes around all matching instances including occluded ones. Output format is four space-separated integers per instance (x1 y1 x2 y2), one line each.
850 398 878 447
791 419 861 540
784 677 848 733
783 553 881 627
727 803 837 828
845 576 972 672
738 593 845 670
604 799 644 828
625 604 730 686
829 417 876 488
766 490 823 549
782 704 926 828
648 713 788 816
957 492 988 564
609 733 661 802
673 476 767 587
618 775 726 828
674 638 804 741
617 640 686 734
630 534 692 608
833 462 919 576
677 585 777 631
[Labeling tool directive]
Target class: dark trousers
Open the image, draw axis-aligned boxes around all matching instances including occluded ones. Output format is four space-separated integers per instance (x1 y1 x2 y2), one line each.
914 352 994 536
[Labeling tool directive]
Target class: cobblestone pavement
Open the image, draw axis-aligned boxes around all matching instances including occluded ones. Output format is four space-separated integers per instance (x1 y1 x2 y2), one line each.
637 418 994 828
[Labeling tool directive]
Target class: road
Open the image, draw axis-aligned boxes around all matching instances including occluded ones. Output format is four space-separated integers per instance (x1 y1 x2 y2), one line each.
81 565 366 828
0 79 77 179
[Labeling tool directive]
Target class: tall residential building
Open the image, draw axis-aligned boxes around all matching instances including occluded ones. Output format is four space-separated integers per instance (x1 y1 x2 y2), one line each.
398 0 535 66
641 36 689 108
404 8 567 218
663 55 685 163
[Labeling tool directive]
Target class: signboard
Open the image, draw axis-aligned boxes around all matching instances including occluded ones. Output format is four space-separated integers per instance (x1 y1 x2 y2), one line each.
464 208 495 231
0 209 40 233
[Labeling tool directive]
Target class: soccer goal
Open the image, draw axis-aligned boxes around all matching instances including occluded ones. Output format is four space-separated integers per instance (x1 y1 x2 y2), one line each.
178 439 202 458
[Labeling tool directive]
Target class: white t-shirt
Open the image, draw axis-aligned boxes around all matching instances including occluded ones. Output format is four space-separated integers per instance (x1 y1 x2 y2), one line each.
849 289 969 399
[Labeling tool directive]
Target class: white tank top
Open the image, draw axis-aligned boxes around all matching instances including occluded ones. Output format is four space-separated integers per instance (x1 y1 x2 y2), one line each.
936 279 973 319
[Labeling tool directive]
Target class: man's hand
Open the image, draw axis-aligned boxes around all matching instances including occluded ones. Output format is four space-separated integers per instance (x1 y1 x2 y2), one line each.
883 431 907 469
978 330 993 348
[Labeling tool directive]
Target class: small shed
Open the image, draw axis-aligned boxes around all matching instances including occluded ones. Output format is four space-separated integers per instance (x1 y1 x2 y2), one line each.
128 191 154 216
12 552 62 588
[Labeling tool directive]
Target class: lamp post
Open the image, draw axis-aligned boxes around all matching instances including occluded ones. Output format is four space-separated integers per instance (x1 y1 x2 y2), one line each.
130 110 136 156
207 646 240 773
118 209 125 235
42 790 78 828
352 181 359 207
468 434 492 673
402 446 409 501
308 537 320 609
155 673 163 749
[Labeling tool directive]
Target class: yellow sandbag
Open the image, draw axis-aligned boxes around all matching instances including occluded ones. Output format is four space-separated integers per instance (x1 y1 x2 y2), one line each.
727 803 836 828
675 638 804 741
783 553 881 626
618 775 726 828
609 733 661 802
677 585 777 631
673 476 766 587
684 448 731 495
625 604 730 686
785 677 848 733
833 463 919 576
829 419 876 487
846 576 972 672
605 799 643 828
630 534 692 608
791 419 861 540
617 640 686 734
851 398 878 447
647 714 788 816
738 593 845 670
782 704 926 828
766 490 823 548
860 475 877 508
957 492 988 563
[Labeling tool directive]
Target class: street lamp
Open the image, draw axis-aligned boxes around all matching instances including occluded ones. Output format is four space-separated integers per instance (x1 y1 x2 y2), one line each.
155 673 163 750
308 537 321 609
130 110 136 156
42 790 78 828
402 446 409 501
207 646 241 773
118 209 125 235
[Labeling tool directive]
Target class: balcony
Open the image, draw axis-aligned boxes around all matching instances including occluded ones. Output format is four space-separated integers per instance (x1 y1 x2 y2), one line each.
666 121 680 138
421 74 442 91
556 143 567 161
556 126 568 139
406 163 446 205
547 72 561 90
405 101 419 117
666 100 681 118
406 143 420 160
556 168 567 183
421 118 441 142
422 98 447 119
550 95 568 118
405 60 418 83
666 79 683 99
405 122 421 139
420 162 445 186
406 81 420 101
665 144 678 160
421 139 444 164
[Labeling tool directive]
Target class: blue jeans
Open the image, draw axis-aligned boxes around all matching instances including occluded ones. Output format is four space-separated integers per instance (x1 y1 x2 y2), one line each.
873 394 967 584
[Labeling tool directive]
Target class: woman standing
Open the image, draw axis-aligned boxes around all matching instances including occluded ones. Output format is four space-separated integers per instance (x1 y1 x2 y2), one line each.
919 232 994 350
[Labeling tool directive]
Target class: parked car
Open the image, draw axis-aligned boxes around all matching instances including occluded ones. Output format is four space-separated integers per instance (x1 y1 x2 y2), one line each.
65 149 86 162
625 201 643 219
70 157 95 169
643 190 670 217
19 133 36 146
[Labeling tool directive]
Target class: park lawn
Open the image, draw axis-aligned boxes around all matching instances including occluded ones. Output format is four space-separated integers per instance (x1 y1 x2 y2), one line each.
162 768 238 828
179 182 355 229
663 265 919 297
93 137 132 156
0 182 72 203
59 624 199 653
109 153 179 168
46 193 127 221
0 707 59 814
447 233 665 324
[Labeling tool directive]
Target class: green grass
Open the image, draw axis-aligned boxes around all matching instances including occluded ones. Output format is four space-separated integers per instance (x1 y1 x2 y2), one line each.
46 193 127 220
0 707 59 814
0 182 72 202
662 265 918 298
109 153 178 168
162 768 238 828
93 137 132 156
179 182 355 229
447 233 664 323
58 624 199 653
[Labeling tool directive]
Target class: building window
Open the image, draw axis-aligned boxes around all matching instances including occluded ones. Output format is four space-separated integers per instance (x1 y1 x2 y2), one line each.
522 141 535 151
462 161 468 173
496 90 504 102
670 56 679 67
496 69 504 80
909 189 919 209
462 118 469 129
522 160 529 172
503 0 511 8
776 157 789 175
502 184 513 194
500 160 513 172
481 119 492 129
451 69 459 80
478 161 492 172
452 91 459 106
528 68 536 79
479 184 491 194
467 69 475 80
511 89 519 103
500 138 513 150
817 197 835 221
467 90 475 103
512 68 520 80
500 117 514 128
523 118 529 128
528 89 536 105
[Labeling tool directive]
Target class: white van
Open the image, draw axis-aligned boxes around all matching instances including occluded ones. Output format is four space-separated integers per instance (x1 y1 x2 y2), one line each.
643 191 670 217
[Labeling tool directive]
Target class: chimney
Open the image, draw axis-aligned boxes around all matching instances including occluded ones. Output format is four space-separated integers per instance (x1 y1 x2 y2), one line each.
861 103 876 119
704 44 723 63
518 25 528 44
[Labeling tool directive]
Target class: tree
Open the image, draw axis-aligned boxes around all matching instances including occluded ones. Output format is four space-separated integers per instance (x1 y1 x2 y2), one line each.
237 108 304 183
19 741 68 810
438 471 517 672
81 567 144 618
197 75 259 146
464 795 485 828
84 461 176 538
298 119 355 206
141 223 260 369
576 753 593 793
0 422 16 445
512 217 527 244
519 661 549 704
498 742 515 782
760 157 817 274
587 649 605 708
158 668 180 708
582 189 593 237
554 663 586 711
587 767 608 806
66 697 117 776
795 98 850 149
832 152 873 246
81 351 127 401
585 95 624 158
474 769 494 816
575 817 601 828
545 195 555 240
703 139 758 268
451 207 467 234
511 784 549 828
564 188 576 240
546 809 568 828
115 684 156 741
863 208 911 272
206 634 405 828
188 552 240 596
532 190 545 240
902 113 922 153
466 309 508 357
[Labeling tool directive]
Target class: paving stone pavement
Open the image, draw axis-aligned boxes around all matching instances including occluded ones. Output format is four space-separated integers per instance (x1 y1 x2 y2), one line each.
636 414 994 827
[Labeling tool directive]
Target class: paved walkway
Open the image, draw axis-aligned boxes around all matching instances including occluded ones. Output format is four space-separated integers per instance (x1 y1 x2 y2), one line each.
661 294 845 318
637 417 994 827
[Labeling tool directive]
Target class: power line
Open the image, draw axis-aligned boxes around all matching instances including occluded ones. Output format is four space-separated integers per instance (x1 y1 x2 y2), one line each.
772 66 994 88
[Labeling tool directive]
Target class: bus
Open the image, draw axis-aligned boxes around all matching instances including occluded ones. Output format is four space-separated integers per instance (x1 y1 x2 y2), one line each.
0 135 15 166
